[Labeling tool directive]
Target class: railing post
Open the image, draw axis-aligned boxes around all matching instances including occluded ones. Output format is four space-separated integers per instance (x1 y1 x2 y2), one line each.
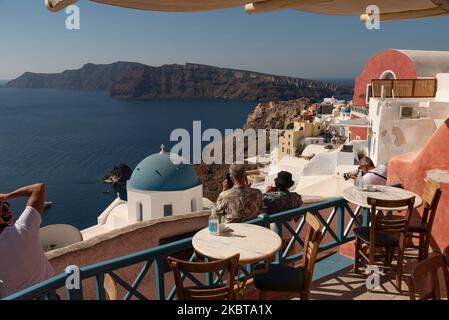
154 258 166 300
66 283 83 300
257 213 270 228
338 203 344 242
95 273 106 300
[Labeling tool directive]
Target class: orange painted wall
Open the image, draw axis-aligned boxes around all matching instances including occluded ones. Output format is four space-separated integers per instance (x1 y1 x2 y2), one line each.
387 119 449 251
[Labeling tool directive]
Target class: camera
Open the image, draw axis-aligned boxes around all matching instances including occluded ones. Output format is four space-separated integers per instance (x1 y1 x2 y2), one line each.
343 172 351 181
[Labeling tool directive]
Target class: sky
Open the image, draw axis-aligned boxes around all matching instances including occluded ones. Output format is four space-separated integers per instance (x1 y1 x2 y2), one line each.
1 0 449 80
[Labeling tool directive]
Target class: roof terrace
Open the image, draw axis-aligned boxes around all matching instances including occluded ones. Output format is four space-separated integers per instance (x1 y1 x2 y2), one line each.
3 190 446 301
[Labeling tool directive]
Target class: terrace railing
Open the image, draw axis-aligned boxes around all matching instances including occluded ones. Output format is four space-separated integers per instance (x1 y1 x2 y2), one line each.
3 197 367 300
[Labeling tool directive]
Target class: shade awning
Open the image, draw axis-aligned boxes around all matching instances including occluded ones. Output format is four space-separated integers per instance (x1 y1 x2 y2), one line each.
46 0 449 21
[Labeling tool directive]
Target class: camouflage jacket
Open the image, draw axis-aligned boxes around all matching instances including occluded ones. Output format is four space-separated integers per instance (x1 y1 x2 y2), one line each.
215 185 263 223
262 191 303 215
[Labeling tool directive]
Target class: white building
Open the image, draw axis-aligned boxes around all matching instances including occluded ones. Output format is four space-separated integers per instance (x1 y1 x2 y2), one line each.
82 147 204 238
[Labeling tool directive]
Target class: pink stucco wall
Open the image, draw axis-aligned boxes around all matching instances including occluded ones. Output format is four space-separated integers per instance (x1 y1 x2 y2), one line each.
353 49 418 107
387 119 449 252
47 212 210 299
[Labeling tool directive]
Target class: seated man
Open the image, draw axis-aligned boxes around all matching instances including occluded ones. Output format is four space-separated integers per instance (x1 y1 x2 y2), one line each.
359 157 388 186
216 164 263 223
263 171 303 214
343 157 388 186
0 183 54 298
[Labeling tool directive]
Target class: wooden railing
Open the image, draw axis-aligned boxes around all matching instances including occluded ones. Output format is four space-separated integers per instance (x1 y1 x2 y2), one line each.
372 79 437 98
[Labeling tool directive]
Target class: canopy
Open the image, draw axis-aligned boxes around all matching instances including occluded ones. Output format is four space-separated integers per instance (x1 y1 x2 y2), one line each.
46 0 449 21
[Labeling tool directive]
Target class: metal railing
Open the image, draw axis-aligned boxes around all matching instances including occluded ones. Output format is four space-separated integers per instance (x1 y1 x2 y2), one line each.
4 197 366 300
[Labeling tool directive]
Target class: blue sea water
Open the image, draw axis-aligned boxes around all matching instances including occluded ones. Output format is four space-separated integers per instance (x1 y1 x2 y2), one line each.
0 88 256 230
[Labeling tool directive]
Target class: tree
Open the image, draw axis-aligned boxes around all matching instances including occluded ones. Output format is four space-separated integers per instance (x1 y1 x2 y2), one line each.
295 144 306 157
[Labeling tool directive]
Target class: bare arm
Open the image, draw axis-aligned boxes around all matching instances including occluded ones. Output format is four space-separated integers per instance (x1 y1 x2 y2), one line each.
0 183 46 215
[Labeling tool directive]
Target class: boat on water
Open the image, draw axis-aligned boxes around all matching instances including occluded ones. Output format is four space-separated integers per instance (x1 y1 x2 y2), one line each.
44 201 53 209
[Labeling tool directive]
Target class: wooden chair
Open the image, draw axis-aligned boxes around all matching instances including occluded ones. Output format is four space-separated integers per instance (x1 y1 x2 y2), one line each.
353 196 415 291
167 254 239 300
408 253 449 300
253 212 322 300
444 245 449 265
405 179 442 260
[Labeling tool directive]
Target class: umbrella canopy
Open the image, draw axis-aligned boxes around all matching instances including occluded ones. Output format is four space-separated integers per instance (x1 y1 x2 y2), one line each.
46 0 449 21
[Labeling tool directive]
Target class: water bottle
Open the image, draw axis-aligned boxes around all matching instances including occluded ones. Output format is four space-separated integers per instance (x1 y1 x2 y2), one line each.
355 171 364 189
208 207 219 235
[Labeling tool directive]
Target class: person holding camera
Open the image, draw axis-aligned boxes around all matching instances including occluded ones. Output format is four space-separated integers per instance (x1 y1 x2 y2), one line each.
0 183 54 298
263 171 303 215
216 164 262 223
342 157 387 186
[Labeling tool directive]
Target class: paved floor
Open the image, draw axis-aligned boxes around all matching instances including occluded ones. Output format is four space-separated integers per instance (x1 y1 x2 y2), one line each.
243 250 422 300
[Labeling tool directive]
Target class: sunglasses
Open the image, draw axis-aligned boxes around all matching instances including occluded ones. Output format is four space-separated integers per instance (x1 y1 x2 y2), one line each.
0 202 12 225
1 202 10 215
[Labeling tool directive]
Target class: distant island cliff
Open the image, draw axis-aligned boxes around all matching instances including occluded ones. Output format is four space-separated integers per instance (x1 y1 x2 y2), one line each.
6 62 353 101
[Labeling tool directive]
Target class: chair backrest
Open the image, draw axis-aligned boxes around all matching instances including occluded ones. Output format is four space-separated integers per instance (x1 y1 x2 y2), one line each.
443 245 449 266
301 212 323 299
167 254 239 300
408 253 449 300
367 197 415 234
421 179 442 227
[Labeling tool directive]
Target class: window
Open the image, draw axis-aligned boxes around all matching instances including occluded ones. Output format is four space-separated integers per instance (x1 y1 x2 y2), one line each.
164 204 173 217
282 147 284 152
136 202 143 221
191 199 197 212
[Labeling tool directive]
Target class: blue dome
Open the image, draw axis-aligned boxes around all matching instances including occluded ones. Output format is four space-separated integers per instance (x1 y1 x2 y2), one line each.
128 152 200 192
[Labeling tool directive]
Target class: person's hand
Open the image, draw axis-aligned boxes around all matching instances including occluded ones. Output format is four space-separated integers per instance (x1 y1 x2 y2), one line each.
265 185 276 193
222 179 229 191
246 175 253 186
0 193 9 202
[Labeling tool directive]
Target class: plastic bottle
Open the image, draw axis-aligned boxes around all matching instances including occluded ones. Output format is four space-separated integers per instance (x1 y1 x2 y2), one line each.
355 171 364 189
208 207 220 235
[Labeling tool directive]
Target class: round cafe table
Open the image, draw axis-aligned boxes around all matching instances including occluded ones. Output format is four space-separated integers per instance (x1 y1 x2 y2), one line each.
342 185 422 210
192 223 282 265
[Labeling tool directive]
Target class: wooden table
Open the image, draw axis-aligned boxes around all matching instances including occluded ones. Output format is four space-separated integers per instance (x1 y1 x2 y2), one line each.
193 223 282 296
342 185 422 210
192 223 282 264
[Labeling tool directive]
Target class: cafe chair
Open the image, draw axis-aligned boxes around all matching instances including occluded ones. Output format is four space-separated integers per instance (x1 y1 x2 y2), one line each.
353 196 415 292
405 179 442 261
253 212 322 300
444 245 449 265
408 253 449 300
167 254 239 300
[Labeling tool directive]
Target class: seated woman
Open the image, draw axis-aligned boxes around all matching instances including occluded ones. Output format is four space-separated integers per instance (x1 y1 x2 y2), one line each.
263 171 303 215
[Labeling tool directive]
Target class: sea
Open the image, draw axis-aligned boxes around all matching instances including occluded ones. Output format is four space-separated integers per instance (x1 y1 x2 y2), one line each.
0 85 353 230
0 88 257 230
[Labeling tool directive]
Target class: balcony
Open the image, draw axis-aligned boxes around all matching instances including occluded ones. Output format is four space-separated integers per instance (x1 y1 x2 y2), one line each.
1 197 428 301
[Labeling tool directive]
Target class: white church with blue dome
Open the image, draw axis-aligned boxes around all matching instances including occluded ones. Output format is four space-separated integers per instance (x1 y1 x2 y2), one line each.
90 146 205 233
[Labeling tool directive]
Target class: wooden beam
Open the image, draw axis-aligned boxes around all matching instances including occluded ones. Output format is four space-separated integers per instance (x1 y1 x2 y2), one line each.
360 7 449 22
245 0 332 14
45 0 80 12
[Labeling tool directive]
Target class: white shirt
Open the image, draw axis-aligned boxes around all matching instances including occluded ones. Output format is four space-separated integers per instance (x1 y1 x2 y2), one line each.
0 206 54 298
363 164 388 186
